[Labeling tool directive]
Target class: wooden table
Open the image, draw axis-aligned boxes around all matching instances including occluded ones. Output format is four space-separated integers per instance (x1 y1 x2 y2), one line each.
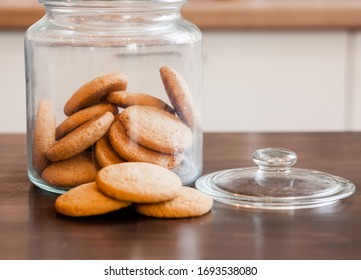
1 132 361 260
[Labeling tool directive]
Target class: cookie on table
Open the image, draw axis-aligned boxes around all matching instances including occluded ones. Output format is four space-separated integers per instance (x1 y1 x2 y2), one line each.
32 99 56 174
96 162 182 203
107 91 174 114
119 105 192 154
42 153 98 188
109 120 183 169
135 187 213 218
95 135 126 168
160 66 197 129
47 111 114 161
56 103 118 140
64 73 128 116
55 182 131 217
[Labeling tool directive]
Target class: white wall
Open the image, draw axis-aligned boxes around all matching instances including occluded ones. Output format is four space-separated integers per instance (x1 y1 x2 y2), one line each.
0 30 359 132
0 31 26 132
203 30 349 132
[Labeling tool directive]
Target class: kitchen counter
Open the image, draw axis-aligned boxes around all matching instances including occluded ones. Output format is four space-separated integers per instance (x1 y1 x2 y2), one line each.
1 132 361 260
3 0 361 29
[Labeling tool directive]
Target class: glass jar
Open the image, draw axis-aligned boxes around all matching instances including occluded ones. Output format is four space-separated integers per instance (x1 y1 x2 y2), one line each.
25 0 203 194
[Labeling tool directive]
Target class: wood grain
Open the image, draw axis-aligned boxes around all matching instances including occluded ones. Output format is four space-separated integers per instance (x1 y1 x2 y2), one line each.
0 132 361 260
3 0 361 29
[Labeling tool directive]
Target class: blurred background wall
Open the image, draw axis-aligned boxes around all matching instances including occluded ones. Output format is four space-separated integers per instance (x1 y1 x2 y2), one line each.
1 0 361 132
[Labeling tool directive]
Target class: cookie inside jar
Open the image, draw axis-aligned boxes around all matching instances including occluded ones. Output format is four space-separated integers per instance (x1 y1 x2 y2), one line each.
29 67 202 193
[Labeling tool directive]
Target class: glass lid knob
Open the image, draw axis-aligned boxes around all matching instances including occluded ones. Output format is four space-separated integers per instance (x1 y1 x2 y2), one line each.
252 148 297 174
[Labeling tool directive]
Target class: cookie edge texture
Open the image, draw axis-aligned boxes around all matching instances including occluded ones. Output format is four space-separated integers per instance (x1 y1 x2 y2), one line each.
32 99 56 174
135 187 213 218
55 182 131 217
64 73 128 116
47 111 114 161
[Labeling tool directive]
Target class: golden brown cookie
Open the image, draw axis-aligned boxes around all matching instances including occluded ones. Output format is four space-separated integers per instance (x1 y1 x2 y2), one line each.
160 66 197 129
96 162 181 203
107 91 174 113
55 182 131 217
32 99 56 174
95 135 126 168
42 153 98 188
135 187 213 218
47 112 114 161
64 73 128 116
119 105 192 154
109 120 183 169
56 103 118 140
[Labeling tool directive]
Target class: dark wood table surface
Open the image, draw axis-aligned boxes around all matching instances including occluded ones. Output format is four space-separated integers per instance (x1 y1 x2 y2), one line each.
1 132 361 260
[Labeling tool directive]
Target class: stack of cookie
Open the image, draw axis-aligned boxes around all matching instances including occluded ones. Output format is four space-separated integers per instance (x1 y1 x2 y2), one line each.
55 162 213 218
31 66 211 218
32 66 196 187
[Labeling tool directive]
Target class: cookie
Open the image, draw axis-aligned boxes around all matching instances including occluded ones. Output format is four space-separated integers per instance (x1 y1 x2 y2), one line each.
96 162 182 203
160 66 197 129
135 187 213 218
119 105 192 154
109 120 183 169
107 91 174 114
55 182 131 217
42 153 98 188
95 135 125 168
64 73 128 116
56 103 118 140
47 111 114 161
32 99 56 174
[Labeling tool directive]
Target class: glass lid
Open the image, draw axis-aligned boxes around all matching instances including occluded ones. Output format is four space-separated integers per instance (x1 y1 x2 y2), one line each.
196 148 355 210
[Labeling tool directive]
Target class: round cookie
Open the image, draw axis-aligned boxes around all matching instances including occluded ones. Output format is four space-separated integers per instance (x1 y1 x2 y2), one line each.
56 103 118 140
42 153 98 188
109 120 183 169
95 135 126 168
55 182 131 217
32 99 56 174
64 73 128 116
47 111 114 161
135 187 213 218
96 162 182 203
107 91 174 114
160 66 197 129
119 105 192 154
